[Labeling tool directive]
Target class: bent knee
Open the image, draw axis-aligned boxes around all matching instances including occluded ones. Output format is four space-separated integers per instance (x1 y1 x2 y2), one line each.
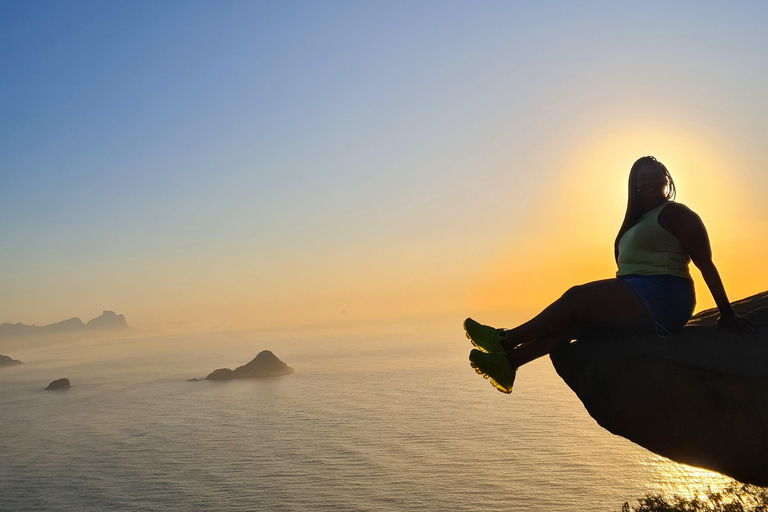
561 285 585 303
560 285 587 314
560 283 603 320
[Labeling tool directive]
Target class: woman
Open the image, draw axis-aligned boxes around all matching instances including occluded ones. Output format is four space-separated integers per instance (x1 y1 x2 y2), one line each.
466 156 756 393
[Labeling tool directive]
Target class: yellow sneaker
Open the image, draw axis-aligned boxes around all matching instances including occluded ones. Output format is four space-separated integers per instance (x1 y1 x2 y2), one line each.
464 318 506 353
469 349 516 393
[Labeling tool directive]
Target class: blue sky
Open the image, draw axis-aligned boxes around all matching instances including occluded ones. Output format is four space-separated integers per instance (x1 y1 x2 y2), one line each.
2 1 768 330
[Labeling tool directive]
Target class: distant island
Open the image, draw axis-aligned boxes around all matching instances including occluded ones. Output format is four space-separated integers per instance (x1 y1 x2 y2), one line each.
0 355 23 367
45 378 71 391
0 311 129 338
205 350 294 381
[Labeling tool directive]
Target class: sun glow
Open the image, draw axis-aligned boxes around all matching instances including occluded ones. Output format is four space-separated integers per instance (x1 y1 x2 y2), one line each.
467 120 767 321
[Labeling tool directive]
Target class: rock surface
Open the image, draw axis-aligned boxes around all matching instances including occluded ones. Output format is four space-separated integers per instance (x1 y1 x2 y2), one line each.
0 355 23 367
206 350 294 381
45 378 71 391
551 290 768 486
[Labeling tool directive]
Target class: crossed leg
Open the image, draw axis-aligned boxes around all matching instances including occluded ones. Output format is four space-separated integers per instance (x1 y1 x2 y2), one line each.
501 278 655 368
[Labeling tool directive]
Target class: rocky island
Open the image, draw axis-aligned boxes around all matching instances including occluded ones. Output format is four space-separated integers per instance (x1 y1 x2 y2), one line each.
206 350 294 381
45 378 71 391
551 290 768 486
0 355 23 367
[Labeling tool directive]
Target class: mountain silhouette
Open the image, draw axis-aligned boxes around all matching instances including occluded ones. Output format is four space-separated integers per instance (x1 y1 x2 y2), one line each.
0 311 129 337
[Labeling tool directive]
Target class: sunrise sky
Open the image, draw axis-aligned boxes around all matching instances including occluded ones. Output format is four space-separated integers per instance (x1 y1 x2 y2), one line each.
2 1 768 333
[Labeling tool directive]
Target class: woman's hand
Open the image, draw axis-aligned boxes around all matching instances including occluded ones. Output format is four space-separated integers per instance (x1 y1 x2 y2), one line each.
716 311 759 335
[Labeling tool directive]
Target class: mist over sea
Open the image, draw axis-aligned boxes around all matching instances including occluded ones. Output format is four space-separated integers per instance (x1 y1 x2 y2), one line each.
0 329 733 511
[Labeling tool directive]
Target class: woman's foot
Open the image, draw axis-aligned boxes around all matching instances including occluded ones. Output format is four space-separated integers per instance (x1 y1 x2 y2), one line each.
464 318 506 353
469 349 517 393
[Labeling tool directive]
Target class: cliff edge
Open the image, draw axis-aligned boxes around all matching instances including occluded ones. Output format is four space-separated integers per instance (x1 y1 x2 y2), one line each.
551 290 768 486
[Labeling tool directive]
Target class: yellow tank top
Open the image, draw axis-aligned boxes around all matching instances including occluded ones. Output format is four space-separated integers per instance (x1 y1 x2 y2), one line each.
616 201 691 280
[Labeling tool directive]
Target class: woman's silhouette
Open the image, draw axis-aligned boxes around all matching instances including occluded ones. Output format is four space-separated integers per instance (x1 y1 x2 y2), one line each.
466 156 756 393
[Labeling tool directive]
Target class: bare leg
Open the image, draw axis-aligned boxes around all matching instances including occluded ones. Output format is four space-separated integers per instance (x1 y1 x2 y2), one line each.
506 333 573 368
499 278 654 353
502 323 587 367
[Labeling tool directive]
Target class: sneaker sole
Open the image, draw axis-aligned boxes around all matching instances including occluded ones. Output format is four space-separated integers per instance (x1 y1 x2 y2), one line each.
469 360 513 394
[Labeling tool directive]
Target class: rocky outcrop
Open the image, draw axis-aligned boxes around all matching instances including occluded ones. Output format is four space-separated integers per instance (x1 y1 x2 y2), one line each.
206 350 294 381
0 355 23 367
45 378 71 391
86 311 128 330
551 290 768 486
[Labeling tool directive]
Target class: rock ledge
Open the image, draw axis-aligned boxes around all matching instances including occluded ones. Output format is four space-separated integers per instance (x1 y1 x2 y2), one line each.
551 290 768 485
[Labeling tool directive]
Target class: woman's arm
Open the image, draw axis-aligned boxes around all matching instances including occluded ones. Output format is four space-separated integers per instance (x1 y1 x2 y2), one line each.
667 204 757 335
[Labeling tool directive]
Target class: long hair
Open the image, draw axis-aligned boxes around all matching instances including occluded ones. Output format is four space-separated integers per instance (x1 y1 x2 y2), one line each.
614 156 676 264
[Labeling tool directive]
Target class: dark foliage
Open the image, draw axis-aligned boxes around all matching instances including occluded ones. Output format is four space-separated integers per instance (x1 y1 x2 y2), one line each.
619 484 768 512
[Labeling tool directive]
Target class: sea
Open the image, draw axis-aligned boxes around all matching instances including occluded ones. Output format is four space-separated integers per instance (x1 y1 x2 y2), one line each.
0 327 734 512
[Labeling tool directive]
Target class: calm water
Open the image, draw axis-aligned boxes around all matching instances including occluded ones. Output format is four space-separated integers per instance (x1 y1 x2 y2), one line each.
0 329 734 511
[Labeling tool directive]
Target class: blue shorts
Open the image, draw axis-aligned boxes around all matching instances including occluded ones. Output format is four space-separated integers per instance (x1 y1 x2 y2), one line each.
619 274 696 336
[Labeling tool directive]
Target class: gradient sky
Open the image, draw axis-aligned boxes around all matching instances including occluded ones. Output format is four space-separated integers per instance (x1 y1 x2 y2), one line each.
2 1 768 332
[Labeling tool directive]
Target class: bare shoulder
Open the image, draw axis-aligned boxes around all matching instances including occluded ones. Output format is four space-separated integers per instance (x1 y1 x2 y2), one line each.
663 202 706 234
664 202 700 222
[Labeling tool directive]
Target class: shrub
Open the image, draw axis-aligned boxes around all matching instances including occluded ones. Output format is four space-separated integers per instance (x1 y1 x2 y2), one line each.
619 483 768 512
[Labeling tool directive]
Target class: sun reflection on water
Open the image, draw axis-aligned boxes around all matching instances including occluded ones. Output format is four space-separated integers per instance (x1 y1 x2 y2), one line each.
637 452 735 500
